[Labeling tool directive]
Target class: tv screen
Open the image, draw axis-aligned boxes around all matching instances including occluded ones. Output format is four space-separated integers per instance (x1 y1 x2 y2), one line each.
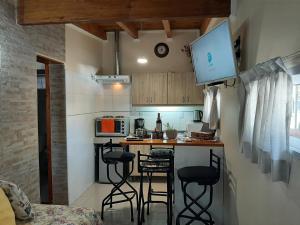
190 20 238 85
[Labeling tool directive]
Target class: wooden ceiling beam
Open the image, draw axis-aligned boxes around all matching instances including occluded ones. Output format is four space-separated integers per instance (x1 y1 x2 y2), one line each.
116 22 138 39
200 18 212 34
17 0 231 25
74 24 107 40
162 20 172 38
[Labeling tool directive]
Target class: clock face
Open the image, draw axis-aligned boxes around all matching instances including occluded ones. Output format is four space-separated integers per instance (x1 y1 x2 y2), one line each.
154 43 169 58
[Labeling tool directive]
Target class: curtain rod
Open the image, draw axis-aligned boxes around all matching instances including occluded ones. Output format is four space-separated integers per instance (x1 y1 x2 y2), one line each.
282 50 300 60
281 49 300 75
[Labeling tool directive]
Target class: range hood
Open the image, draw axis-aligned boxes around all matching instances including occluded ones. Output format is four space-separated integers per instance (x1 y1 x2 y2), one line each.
95 31 131 84
95 75 131 84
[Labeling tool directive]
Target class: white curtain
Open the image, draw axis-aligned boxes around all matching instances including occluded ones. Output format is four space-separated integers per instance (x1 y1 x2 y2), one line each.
203 86 220 130
240 57 293 182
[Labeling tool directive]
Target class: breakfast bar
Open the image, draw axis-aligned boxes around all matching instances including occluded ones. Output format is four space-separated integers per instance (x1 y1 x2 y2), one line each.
120 138 225 225
119 138 224 147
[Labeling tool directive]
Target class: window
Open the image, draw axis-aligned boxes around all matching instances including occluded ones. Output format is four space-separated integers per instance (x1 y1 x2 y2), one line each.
290 85 300 153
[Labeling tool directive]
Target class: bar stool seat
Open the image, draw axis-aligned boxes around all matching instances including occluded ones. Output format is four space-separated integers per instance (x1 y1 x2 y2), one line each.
177 166 219 185
103 151 135 163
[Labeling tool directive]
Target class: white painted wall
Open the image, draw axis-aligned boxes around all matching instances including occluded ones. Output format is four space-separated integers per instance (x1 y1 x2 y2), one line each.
65 24 103 203
218 1 300 225
102 30 199 74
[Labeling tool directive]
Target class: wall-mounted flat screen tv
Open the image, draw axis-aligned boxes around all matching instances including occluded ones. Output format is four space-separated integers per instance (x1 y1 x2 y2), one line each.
190 20 238 85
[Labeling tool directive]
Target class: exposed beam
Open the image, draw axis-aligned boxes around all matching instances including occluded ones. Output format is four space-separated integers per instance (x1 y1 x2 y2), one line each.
116 22 138 39
200 18 212 34
162 20 172 38
18 0 231 25
74 24 107 40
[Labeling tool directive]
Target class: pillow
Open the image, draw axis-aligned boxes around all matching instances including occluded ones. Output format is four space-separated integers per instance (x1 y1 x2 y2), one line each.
0 180 34 220
0 188 16 225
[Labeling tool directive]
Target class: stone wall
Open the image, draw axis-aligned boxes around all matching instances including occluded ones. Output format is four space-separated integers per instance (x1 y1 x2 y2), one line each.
0 0 65 202
50 64 68 204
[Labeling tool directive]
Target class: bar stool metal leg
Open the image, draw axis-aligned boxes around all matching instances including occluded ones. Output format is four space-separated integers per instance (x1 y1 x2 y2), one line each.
146 172 152 215
101 162 137 222
137 151 173 225
137 170 144 225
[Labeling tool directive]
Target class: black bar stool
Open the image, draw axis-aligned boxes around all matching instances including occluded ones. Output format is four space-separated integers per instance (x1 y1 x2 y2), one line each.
146 145 175 215
137 151 173 225
176 149 220 225
100 139 138 222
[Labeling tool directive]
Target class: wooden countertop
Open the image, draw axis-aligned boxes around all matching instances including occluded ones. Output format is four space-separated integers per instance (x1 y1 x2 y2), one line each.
120 138 224 147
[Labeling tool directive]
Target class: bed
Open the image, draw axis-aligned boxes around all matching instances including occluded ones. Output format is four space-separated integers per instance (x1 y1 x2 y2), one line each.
16 204 102 225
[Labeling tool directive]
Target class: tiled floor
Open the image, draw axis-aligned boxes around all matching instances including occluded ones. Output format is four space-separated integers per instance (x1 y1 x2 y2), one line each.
71 181 171 225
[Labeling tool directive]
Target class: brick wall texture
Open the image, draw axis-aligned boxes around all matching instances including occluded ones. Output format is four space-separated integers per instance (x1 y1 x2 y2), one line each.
50 64 68 204
0 0 66 203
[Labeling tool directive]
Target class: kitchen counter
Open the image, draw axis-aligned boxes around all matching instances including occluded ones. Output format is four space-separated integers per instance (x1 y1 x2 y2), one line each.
120 138 224 147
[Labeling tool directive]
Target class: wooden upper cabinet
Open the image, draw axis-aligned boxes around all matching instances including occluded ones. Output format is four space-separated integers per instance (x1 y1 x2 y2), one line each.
132 72 167 105
185 72 204 105
132 73 143 105
149 73 168 105
167 72 187 104
132 72 203 105
167 72 204 105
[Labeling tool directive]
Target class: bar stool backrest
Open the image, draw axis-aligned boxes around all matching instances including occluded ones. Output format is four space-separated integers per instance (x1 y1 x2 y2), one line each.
101 139 113 164
137 151 173 173
149 145 175 159
150 145 175 151
209 149 221 181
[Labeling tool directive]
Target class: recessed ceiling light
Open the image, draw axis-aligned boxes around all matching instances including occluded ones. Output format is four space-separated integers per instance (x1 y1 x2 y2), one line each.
137 57 148 64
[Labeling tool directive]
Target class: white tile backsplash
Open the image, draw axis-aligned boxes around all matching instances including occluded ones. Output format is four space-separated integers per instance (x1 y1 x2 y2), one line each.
132 106 203 131
112 84 131 96
68 79 202 131
112 95 131 111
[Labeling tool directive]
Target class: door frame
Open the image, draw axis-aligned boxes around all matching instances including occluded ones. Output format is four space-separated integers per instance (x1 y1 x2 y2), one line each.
37 55 62 203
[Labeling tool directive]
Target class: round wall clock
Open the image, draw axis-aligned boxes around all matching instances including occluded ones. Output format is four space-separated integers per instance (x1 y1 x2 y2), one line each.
154 43 169 58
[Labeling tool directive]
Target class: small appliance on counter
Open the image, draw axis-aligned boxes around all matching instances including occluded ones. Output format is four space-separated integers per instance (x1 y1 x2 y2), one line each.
193 110 203 122
134 118 148 138
95 116 129 137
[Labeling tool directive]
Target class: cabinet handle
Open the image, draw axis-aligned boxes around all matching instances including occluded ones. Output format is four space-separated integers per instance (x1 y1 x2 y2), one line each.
146 97 149 103
150 97 152 103
187 96 190 103
182 96 185 103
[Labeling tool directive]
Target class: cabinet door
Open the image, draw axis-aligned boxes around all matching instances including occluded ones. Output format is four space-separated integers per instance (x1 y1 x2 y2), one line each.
132 72 167 105
167 72 187 104
185 72 204 105
132 73 151 105
149 72 168 105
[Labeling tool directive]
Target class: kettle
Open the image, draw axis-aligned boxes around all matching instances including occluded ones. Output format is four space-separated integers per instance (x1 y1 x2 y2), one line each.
193 110 203 122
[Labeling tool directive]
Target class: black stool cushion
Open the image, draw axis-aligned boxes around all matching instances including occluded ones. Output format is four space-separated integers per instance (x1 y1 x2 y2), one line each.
177 166 219 185
103 151 135 163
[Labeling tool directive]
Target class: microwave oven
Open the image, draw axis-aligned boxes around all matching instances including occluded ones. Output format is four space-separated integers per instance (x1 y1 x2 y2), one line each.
95 117 130 137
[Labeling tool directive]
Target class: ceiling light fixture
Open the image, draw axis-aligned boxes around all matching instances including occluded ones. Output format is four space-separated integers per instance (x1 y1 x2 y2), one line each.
137 57 148 64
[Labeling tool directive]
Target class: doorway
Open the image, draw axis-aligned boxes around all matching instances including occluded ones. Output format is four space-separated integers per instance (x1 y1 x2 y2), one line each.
37 55 63 203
